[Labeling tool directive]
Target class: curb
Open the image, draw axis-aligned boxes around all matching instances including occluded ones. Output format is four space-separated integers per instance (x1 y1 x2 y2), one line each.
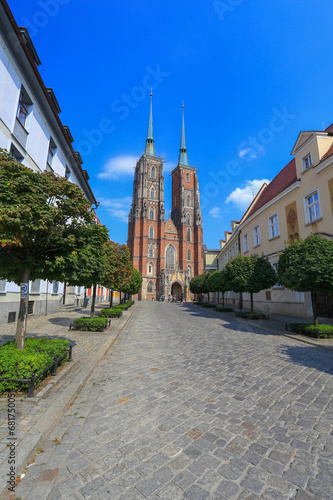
190 304 333 352
0 304 137 499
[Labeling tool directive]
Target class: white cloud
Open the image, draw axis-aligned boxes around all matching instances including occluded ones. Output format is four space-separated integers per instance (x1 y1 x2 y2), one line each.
225 179 270 211
98 155 138 180
209 207 222 219
239 148 258 160
100 196 132 223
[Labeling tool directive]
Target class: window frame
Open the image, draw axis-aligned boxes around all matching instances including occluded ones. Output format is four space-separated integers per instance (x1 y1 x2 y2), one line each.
151 166 155 179
187 249 191 261
16 88 31 128
186 213 191 225
304 189 321 223
186 173 190 182
149 225 154 239
148 245 154 258
166 245 176 269
151 188 155 199
149 207 154 220
147 280 154 293
268 213 279 239
253 225 261 247
187 228 191 242
302 152 313 171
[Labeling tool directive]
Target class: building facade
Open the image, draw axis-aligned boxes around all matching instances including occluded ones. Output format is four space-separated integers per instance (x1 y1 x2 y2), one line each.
217 123 333 318
127 96 204 300
0 1 100 324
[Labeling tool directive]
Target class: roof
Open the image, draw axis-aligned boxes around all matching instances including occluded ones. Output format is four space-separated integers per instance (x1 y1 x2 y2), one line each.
321 142 333 161
244 158 297 220
325 123 333 133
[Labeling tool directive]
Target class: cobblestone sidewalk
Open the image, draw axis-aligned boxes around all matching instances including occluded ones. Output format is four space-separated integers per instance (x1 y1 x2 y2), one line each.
11 301 333 499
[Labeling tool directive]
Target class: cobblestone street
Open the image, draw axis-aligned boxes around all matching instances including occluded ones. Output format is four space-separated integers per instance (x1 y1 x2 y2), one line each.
14 301 333 499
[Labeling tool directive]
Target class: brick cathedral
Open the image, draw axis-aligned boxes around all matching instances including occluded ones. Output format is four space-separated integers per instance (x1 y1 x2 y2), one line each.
127 95 204 300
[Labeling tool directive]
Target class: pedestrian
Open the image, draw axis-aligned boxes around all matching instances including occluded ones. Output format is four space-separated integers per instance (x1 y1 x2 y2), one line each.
172 295 175 304
168 295 171 304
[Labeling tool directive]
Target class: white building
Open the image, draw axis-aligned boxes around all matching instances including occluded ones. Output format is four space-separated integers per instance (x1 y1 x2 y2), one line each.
0 1 103 324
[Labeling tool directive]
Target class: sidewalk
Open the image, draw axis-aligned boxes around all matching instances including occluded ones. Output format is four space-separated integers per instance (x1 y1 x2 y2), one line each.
0 302 136 497
189 303 333 351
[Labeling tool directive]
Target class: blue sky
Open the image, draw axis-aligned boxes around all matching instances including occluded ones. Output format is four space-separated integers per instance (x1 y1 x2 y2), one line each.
11 0 333 248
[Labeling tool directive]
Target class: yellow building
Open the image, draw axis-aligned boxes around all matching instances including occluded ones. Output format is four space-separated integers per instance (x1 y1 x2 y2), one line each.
217 124 333 318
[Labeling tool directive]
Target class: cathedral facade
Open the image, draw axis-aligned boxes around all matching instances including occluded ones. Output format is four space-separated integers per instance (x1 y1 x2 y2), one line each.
127 96 204 300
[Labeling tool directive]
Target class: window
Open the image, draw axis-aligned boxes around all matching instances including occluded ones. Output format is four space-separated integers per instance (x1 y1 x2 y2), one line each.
254 225 260 246
148 246 154 258
149 207 154 220
147 281 154 293
166 245 175 269
65 165 71 179
10 144 24 162
151 166 155 178
186 173 189 182
187 228 191 242
186 213 190 225
243 234 249 253
305 190 321 223
47 137 57 170
187 195 191 206
148 265 152 273
151 188 155 199
16 88 31 128
52 281 59 294
149 225 154 238
187 265 192 276
302 153 312 171
187 249 191 260
30 279 41 294
0 280 7 293
269 213 279 238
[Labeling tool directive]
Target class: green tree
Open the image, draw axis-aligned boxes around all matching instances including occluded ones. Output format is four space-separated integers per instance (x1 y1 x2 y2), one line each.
120 267 142 305
224 254 277 312
0 149 95 349
206 270 229 307
63 224 109 318
278 235 333 326
103 241 132 307
189 274 209 301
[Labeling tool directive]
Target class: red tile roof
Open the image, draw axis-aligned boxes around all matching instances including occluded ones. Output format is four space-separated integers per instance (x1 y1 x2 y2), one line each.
325 123 333 133
321 143 333 161
244 158 297 220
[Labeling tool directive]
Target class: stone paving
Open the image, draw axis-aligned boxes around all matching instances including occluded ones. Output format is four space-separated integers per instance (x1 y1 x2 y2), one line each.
11 301 333 499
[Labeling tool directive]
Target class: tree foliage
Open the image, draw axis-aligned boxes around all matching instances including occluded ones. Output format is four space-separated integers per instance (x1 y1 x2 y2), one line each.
121 267 142 298
189 274 208 296
103 241 132 306
278 235 333 325
224 254 277 312
206 270 229 306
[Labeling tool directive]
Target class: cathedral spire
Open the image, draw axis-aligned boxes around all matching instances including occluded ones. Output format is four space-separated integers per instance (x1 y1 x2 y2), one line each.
179 103 189 166
145 92 155 156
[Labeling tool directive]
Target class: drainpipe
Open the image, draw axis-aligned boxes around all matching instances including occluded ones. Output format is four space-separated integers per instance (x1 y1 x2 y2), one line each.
238 230 243 310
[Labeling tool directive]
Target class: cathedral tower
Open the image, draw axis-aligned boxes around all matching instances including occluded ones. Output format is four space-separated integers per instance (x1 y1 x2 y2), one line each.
127 99 203 300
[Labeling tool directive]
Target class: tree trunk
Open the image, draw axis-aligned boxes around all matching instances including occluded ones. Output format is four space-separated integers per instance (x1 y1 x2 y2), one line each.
222 291 225 308
250 292 254 313
109 289 113 308
207 292 210 304
311 291 318 327
119 291 122 304
90 283 97 318
16 270 30 350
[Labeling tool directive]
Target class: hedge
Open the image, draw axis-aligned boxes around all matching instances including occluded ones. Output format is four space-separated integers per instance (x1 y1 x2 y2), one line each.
0 338 68 394
72 317 108 332
100 308 123 318
236 311 268 320
215 306 234 312
202 303 217 308
288 323 333 339
113 304 128 311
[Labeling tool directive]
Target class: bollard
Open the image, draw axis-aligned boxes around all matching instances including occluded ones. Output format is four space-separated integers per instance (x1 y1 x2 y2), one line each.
51 356 58 376
28 371 36 398
68 345 73 362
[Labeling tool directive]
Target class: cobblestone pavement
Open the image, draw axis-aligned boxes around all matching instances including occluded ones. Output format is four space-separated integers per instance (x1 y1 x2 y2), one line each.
13 301 333 499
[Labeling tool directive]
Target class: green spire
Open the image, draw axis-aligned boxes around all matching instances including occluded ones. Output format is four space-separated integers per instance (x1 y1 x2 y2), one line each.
145 92 155 156
179 103 189 166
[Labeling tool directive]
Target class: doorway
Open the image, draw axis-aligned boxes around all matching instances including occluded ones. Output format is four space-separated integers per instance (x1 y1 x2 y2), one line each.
171 282 183 301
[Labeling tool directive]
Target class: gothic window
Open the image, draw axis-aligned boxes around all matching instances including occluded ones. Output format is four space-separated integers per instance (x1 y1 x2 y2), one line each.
149 207 154 220
149 225 154 239
186 213 190 225
186 173 189 182
187 264 192 276
148 262 154 275
166 245 175 269
148 245 154 258
187 249 191 261
187 228 191 242
187 195 190 206
147 281 154 293
151 166 155 178
151 188 155 199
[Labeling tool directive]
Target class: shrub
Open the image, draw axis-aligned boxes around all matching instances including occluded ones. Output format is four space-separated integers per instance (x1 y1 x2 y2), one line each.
73 317 107 331
193 301 204 305
127 300 135 306
216 306 234 312
202 303 217 308
100 308 122 318
113 304 128 311
237 311 268 320
0 338 68 394
288 323 333 339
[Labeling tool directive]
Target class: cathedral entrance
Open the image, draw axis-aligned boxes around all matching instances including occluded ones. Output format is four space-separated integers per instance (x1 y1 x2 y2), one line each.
171 282 183 301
